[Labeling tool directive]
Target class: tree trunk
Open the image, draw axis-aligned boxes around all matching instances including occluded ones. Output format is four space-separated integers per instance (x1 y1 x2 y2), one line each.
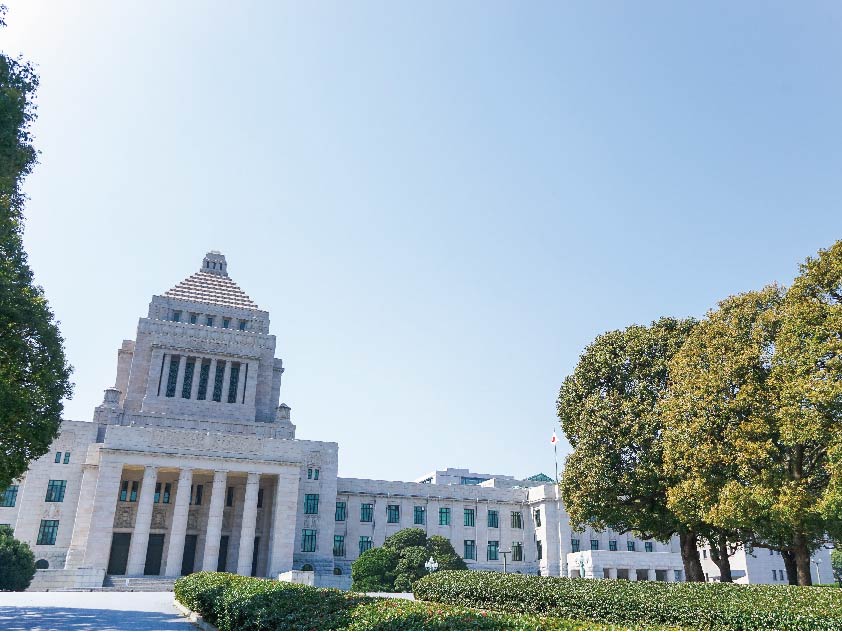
680 530 705 582
792 533 813 586
781 549 799 585
708 533 733 582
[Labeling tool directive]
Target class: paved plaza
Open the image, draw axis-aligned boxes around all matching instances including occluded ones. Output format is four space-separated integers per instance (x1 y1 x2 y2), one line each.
0 592 194 631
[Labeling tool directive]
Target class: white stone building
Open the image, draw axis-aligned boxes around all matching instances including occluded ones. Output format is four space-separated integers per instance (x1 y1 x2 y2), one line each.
0 252 825 589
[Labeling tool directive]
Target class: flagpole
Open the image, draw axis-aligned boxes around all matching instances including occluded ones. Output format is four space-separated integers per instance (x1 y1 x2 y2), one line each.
554 441 558 483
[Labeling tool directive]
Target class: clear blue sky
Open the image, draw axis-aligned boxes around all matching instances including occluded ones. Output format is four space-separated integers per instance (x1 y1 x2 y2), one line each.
3 1 841 481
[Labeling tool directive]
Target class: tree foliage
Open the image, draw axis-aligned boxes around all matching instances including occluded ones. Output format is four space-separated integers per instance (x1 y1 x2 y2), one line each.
557 317 708 580
0 524 35 591
831 549 842 587
0 6 72 491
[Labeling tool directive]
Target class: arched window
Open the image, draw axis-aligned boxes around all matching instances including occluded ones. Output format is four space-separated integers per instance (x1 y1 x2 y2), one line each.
333 567 342 575
35 559 49 570
301 564 314 572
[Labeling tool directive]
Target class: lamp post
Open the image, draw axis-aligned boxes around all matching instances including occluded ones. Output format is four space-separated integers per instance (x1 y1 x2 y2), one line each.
500 550 511 574
813 557 822 584
424 557 439 574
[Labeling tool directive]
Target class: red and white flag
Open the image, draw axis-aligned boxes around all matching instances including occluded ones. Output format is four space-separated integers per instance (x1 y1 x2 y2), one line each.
550 431 558 445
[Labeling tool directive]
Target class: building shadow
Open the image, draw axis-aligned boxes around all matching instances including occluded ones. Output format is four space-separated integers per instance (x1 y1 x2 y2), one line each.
0 606 194 631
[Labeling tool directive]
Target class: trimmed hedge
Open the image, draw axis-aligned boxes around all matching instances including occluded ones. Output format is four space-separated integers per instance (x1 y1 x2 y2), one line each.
413 570 842 630
173 572 600 631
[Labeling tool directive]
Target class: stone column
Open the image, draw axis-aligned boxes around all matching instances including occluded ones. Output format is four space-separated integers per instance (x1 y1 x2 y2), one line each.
126 465 158 575
190 358 202 400
235 362 246 404
207 359 218 401
202 470 228 571
267 469 300 577
221 361 233 403
165 468 193 576
174 355 188 399
78 458 125 570
236 472 261 575
65 463 111 569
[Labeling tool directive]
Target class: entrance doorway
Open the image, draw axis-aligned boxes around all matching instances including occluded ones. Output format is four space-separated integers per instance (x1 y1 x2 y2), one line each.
181 534 197 575
144 534 165 575
217 535 229 572
107 533 131 575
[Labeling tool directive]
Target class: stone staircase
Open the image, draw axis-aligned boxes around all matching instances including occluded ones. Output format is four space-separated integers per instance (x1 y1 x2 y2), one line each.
99 575 176 591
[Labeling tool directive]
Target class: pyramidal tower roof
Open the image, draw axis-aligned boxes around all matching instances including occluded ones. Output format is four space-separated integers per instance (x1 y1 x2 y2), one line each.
163 251 260 310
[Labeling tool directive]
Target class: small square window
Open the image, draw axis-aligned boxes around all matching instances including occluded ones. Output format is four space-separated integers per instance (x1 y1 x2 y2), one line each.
63 452 70 464
54 452 61 464
439 507 451 526
238 320 247 331
627 541 636 552
206 316 214 327
189 313 198 324
314 469 319 480
571 538 580 553
609 540 617 551
590 539 599 551
645 541 653 553
172 310 182 322
223 318 230 329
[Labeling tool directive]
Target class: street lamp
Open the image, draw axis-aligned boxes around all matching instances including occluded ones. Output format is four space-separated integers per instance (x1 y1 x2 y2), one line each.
424 557 439 573
500 550 511 574
813 558 822 583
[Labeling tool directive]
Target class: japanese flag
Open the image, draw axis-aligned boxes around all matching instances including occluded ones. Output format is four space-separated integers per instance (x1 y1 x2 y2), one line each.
550 432 558 445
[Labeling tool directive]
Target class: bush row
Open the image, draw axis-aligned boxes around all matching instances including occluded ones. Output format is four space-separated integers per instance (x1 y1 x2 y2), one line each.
173 571 598 631
412 570 842 630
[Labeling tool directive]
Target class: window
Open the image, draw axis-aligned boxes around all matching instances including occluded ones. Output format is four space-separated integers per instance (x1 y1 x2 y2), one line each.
257 488 264 508
304 494 319 514
63 452 70 464
439 507 450 526
387 504 400 523
54 452 61 463
464 508 475 527
511 511 523 529
702 549 707 559
238 320 247 331
414 506 425 525
35 559 49 570
534 509 542 527
119 480 128 502
360 503 373 522
301 529 317 552
191 484 203 506
464 540 476 560
487 510 499 528
537 540 543 560
307 468 312 479
627 541 636 552
335 501 346 521
0 485 18 507
512 542 523 562
609 540 617 551
206 316 214 327
487 540 499 561
172 310 182 322
359 536 373 554
182 358 195 398
772 570 778 581
165 355 180 398
227 363 240 403
571 538 580 553
189 313 198 324
45 480 66 503
226 486 234 507
212 361 226 402
460 476 488 485
590 539 599 551
333 535 345 557
314 469 319 480
37 520 59 545
222 318 231 329
154 483 161 503
645 542 653 553
674 570 683 582
197 360 211 400
163 483 171 504
130 481 139 502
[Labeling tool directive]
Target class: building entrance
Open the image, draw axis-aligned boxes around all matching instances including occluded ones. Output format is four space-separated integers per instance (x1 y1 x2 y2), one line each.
144 533 165 575
107 533 131 575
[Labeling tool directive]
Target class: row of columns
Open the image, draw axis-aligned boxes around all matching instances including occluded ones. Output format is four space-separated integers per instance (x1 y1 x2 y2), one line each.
123 466 284 577
162 354 249 404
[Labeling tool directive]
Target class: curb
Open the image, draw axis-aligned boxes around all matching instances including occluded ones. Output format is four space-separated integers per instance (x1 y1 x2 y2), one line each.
173 598 218 631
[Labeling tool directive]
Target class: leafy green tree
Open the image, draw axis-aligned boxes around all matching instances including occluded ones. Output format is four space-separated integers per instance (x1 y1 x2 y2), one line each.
383 528 427 552
426 535 467 571
394 545 428 591
558 317 710 581
831 550 842 587
0 525 35 591
0 6 73 491
351 547 399 592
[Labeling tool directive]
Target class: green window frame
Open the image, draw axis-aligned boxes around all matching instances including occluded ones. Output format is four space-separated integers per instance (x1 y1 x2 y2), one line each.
464 508 475 527
154 483 161 503
333 535 345 557
304 494 320 515
63 452 70 464
36 519 59 545
360 503 373 522
512 541 523 562
591 539 599 551
130 481 139 502
487 540 499 561
645 541 653 552
534 509 541 527
627 541 636 552
359 536 373 554
335 501 346 521
0 485 18 507
609 540 617 551
571 538 580 553
301 529 317 552
537 540 543 560
439 507 450 526
45 480 66 503
54 452 61 463
163 483 171 504
487 510 498 528
464 540 476 560
387 504 400 523
511 511 522 529
414 506 425 525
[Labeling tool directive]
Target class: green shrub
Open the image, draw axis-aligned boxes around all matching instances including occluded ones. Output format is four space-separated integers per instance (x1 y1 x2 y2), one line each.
426 535 467 571
351 547 400 591
0 525 35 591
384 528 427 552
174 572 600 631
413 570 842 630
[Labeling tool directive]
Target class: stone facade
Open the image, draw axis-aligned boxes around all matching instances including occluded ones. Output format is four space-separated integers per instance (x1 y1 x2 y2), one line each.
0 251 825 589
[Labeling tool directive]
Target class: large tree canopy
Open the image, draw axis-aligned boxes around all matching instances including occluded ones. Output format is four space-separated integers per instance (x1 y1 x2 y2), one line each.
0 7 72 491
557 317 708 581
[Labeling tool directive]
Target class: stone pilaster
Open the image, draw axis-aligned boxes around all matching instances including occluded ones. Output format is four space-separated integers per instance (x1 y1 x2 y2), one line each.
221 361 233 403
236 472 260 575
64 464 103 569
201 470 228 571
126 465 158 575
164 468 193 576
190 358 202 400
174 355 187 399
80 458 125 570
267 469 299 577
